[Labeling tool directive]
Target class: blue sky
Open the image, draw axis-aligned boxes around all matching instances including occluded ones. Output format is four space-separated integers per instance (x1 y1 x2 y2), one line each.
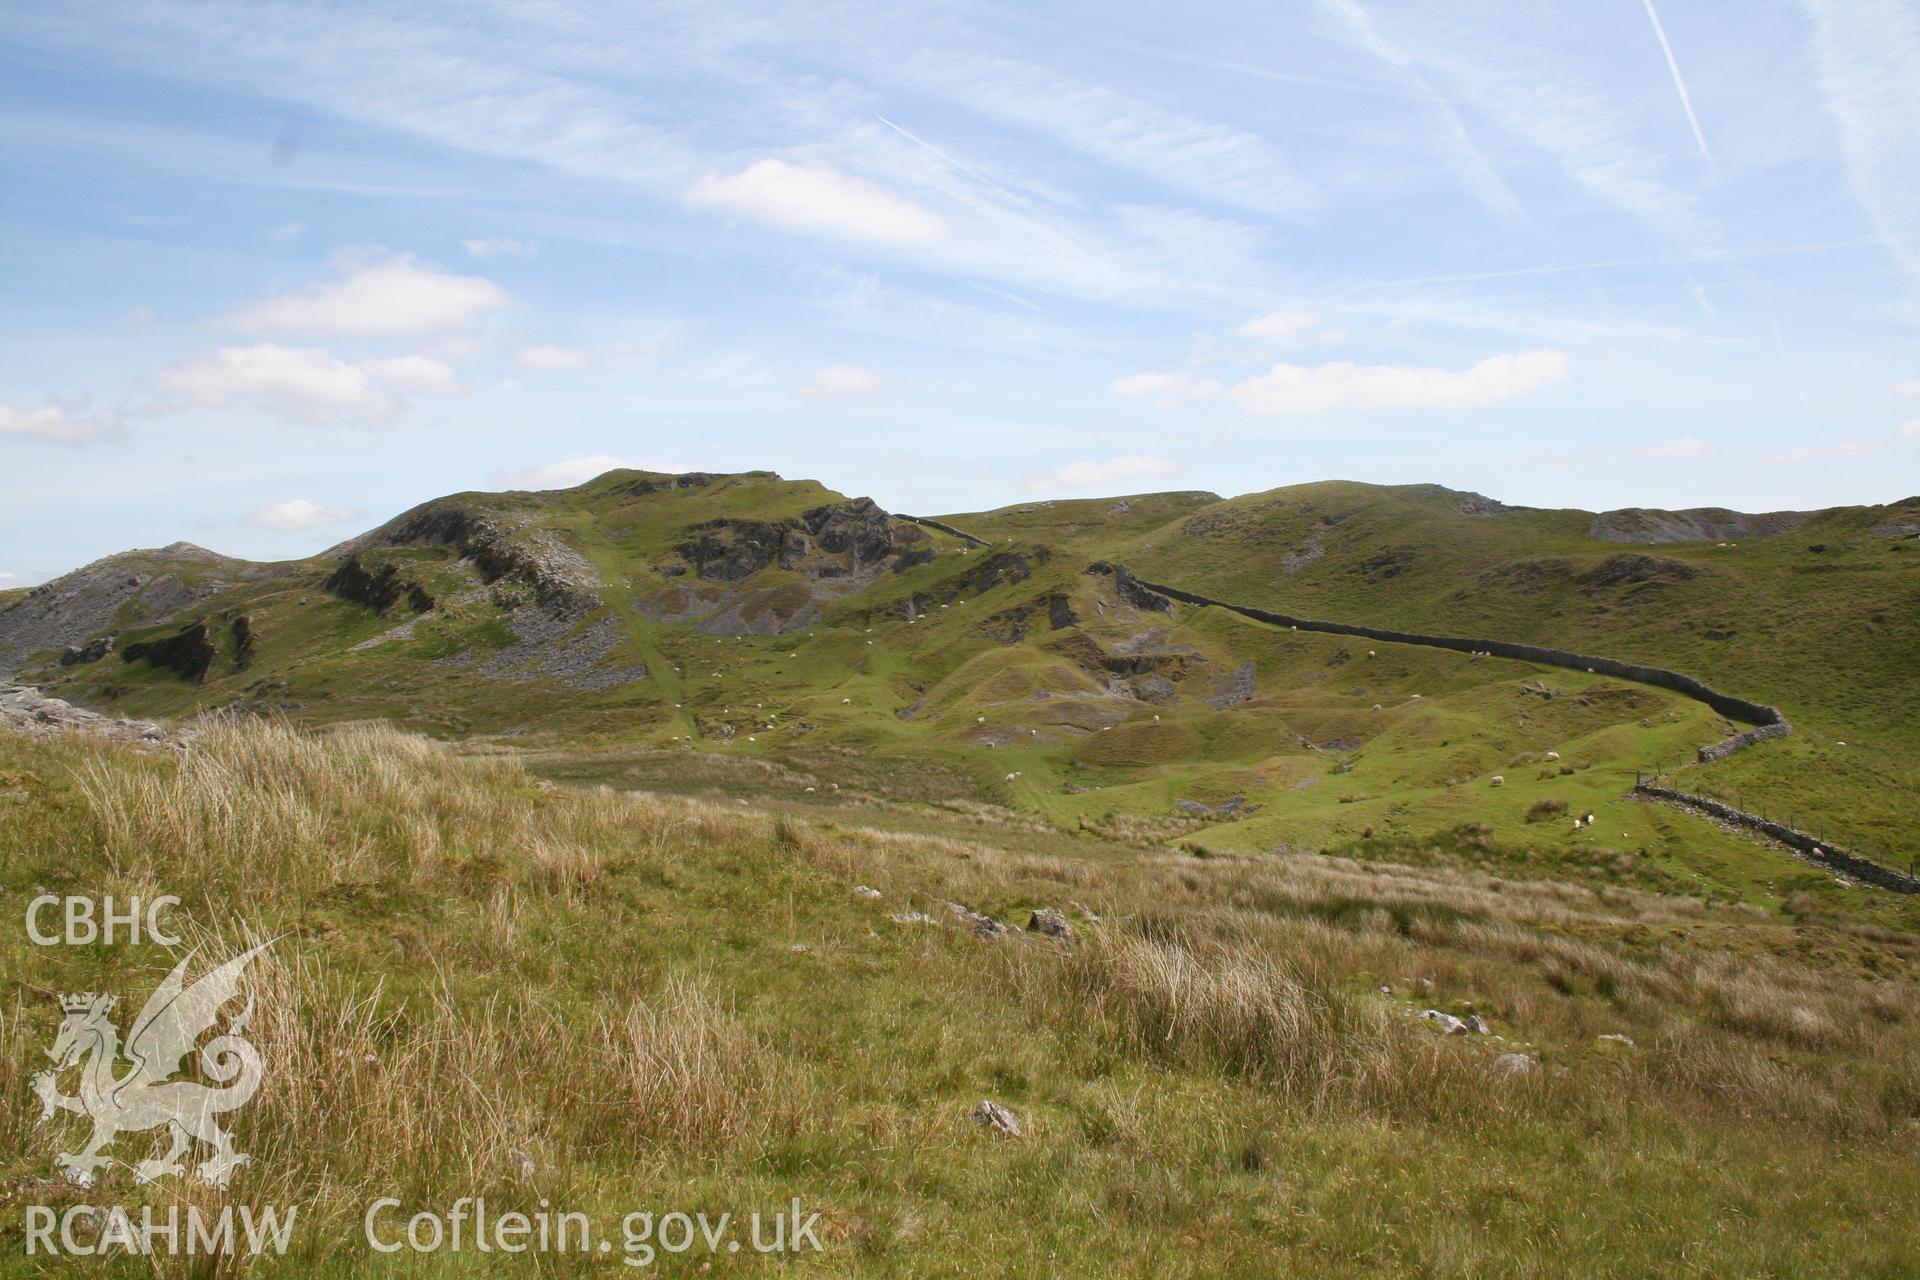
3 0 1919 584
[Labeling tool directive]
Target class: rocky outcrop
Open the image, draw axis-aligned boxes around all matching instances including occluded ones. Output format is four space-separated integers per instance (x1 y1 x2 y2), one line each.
323 556 436 614
1589 507 1812 544
60 635 114 666
341 500 601 618
0 684 185 748
673 499 924 584
0 542 261 676
121 621 218 683
1085 562 1171 613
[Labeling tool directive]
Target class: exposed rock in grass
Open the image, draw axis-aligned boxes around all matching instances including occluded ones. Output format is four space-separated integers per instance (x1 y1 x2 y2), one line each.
946 902 1010 938
59 635 114 666
1492 1053 1538 1075
1027 908 1073 940
0 683 183 747
1420 1010 1469 1035
971 1099 1023 1137
1589 506 1811 544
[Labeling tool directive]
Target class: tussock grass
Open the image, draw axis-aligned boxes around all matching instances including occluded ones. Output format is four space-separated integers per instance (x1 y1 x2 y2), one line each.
6 719 1920 1274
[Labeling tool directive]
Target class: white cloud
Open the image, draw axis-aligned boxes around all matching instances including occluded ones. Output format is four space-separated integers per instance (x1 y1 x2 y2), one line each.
493 455 687 489
461 237 537 258
272 221 307 242
1899 418 1920 437
1024 455 1173 493
0 571 16 585
515 344 593 373
1229 350 1571 415
0 399 125 445
687 159 946 245
243 498 363 531
226 252 508 337
1898 380 1920 396
1110 371 1223 408
362 354 463 395
1238 311 1328 347
156 344 397 426
796 363 892 403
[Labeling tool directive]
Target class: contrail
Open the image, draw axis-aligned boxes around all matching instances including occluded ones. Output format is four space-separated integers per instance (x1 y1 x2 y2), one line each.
874 114 1034 210
1640 0 1713 163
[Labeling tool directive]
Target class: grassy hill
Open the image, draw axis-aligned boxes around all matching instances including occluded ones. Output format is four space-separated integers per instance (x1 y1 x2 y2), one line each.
4 471 1916 921
4 719 1920 1275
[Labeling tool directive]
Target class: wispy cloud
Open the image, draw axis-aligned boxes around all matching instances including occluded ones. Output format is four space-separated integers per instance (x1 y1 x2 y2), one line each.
688 159 946 245
155 343 461 426
462 236 537 258
796 363 893 403
226 251 508 336
0 399 125 445
1111 372 1223 407
361 354 463 395
1805 0 1920 285
1232 350 1570 415
895 51 1320 217
493 455 687 490
1023 454 1173 493
1121 349 1570 416
1322 1 1708 242
241 498 364 531
516 345 593 374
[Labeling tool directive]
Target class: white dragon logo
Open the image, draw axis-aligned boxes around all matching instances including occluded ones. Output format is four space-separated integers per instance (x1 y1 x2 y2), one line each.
30 941 272 1189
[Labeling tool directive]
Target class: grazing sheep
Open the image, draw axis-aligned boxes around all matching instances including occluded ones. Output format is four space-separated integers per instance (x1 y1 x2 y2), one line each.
1491 775 1505 787
1572 818 1584 832
1372 703 1383 711
842 697 852 704
1545 750 1561 761
1368 650 1376 658
977 715 986 723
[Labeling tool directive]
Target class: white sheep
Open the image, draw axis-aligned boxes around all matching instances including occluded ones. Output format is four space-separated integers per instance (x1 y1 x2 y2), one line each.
1368 650 1377 658
1545 750 1561 761
1491 775 1505 787
842 697 852 704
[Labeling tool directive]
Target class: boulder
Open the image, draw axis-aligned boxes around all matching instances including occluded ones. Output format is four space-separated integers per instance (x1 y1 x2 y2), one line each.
1027 909 1073 940
970 1099 1023 1137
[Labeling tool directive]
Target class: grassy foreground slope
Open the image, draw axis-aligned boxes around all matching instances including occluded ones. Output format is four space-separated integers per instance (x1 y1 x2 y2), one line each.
4 721 1920 1276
